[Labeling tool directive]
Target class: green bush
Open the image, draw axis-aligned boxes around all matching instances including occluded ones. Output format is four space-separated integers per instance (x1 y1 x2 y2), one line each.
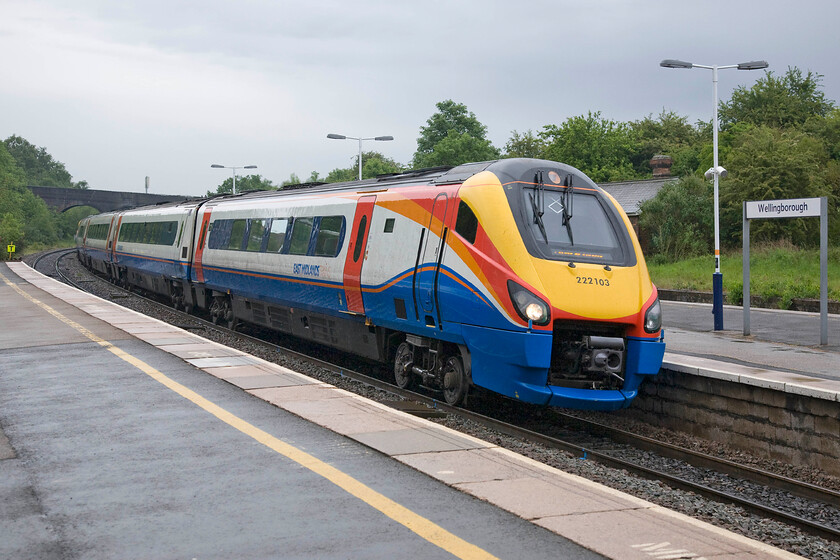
638 175 713 260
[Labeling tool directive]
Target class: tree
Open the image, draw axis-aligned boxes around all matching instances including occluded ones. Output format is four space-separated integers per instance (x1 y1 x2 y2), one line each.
0 142 59 251
540 112 639 182
281 173 302 187
57 206 98 239
3 135 78 188
806 107 840 161
0 143 26 190
412 100 499 168
0 182 59 251
638 175 713 260
503 130 545 159
719 67 835 130
206 174 276 196
325 151 403 183
413 130 498 168
0 213 24 259
324 166 356 183
630 110 704 177
720 126 833 246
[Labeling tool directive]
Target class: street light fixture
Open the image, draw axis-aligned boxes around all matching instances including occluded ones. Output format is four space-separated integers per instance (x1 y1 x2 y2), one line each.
327 133 394 181
660 58 768 331
210 163 257 195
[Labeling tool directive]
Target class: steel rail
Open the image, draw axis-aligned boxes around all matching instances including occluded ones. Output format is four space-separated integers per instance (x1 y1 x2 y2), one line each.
45 250 840 542
31 248 75 277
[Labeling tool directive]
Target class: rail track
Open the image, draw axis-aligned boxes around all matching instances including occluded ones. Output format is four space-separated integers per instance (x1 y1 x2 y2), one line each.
39 249 840 546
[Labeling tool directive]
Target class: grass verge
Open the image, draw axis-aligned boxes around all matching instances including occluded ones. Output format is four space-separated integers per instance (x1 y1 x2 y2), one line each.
647 244 840 308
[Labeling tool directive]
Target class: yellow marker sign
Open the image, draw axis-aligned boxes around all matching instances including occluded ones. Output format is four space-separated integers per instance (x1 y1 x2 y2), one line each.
6 244 14 255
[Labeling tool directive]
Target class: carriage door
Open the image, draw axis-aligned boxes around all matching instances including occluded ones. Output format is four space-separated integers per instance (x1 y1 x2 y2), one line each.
109 215 123 264
343 195 376 314
193 209 212 283
414 193 449 326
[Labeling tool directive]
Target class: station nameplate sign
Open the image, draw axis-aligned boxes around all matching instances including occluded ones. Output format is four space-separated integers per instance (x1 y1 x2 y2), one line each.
745 197 822 220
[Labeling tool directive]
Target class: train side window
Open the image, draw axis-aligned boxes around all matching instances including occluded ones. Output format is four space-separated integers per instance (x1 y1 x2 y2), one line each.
151 222 164 245
227 219 248 250
207 219 228 249
143 222 154 245
175 219 186 247
384 218 395 233
288 217 314 255
198 221 209 249
314 216 345 257
455 200 478 245
353 215 367 262
246 219 268 252
266 218 290 253
160 221 178 246
141 222 153 244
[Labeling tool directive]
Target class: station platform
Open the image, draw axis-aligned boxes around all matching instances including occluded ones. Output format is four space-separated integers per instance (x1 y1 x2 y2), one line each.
0 261 803 560
662 300 840 404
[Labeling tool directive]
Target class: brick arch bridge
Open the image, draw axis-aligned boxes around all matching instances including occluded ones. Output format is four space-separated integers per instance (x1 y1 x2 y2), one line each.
27 186 194 213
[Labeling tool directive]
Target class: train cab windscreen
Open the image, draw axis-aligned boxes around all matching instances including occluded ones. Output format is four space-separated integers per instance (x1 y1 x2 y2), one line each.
512 179 636 267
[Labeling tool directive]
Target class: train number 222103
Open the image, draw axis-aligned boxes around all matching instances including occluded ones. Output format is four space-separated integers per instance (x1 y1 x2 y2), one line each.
576 276 610 286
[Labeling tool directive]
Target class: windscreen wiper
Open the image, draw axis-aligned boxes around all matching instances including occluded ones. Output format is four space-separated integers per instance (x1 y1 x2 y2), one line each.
562 174 574 245
530 171 548 243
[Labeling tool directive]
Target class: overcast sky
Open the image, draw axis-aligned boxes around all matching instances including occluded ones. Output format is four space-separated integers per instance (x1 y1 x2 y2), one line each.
2 0 838 197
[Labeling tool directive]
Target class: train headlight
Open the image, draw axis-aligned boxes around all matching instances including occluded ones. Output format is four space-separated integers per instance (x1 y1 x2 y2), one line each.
644 297 662 333
507 281 550 326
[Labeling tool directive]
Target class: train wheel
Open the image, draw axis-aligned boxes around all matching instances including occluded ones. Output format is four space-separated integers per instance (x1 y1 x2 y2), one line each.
215 296 238 331
442 355 467 406
210 296 227 326
120 271 132 292
393 342 415 390
170 284 185 311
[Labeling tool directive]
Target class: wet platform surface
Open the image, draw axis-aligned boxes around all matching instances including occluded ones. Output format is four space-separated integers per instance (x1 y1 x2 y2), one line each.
0 262 803 559
663 300 840 405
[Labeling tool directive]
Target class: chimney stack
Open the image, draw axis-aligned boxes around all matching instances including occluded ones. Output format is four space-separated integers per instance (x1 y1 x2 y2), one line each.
650 155 673 178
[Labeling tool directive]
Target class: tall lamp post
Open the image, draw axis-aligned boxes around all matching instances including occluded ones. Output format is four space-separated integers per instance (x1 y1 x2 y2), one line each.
660 58 768 331
210 163 257 195
327 134 394 180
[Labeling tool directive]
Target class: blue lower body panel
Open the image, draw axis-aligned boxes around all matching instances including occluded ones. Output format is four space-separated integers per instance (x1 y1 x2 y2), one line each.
547 387 638 410
461 324 554 405
462 324 666 411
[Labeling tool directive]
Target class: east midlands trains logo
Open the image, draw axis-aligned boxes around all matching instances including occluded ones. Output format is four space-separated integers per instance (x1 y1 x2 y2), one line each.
293 263 321 277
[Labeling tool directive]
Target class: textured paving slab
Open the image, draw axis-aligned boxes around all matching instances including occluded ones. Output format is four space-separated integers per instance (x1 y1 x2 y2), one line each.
535 508 748 560
351 426 493 456
396 448 546 485
158 343 243 359
185 355 260 368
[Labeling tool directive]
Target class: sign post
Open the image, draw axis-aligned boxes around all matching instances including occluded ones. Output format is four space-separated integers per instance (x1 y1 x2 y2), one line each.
6 243 15 258
743 197 828 345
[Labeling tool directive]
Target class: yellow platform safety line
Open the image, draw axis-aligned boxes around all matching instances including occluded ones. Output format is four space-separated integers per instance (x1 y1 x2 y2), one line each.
0 270 498 560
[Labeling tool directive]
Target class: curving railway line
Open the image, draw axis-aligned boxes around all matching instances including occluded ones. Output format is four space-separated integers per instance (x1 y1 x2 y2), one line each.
28 248 840 557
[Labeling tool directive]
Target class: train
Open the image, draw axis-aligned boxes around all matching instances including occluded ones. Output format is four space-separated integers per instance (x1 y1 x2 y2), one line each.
75 158 665 411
